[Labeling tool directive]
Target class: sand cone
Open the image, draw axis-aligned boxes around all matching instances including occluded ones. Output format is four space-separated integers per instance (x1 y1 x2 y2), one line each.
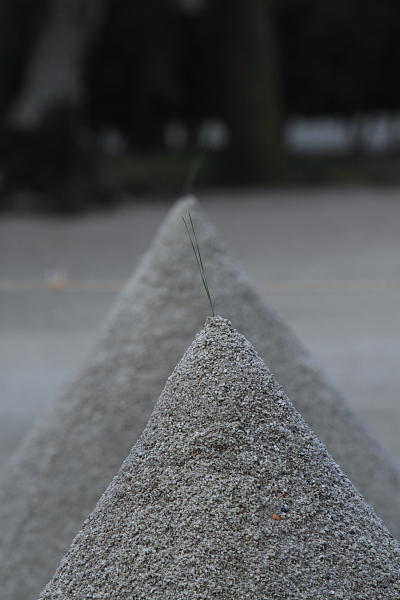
1 197 400 600
40 318 400 599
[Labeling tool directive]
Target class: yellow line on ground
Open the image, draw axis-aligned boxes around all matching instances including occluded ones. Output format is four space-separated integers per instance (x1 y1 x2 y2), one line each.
0 279 125 292
258 279 400 294
1 278 400 294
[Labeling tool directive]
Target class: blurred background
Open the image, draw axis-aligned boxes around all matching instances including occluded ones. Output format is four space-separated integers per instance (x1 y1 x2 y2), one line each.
1 0 400 209
0 0 399 473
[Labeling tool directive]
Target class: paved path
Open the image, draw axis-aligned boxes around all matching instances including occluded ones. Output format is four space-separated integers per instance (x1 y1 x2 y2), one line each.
1 186 399 474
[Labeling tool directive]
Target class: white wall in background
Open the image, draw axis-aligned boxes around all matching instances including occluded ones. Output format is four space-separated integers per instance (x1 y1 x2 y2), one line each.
284 113 400 155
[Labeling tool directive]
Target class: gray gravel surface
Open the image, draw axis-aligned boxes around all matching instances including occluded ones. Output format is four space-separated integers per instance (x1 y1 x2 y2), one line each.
1 197 400 600
40 317 400 600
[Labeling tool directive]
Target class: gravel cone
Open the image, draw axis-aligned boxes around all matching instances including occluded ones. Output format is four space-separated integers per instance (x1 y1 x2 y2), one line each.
39 317 400 600
1 197 400 600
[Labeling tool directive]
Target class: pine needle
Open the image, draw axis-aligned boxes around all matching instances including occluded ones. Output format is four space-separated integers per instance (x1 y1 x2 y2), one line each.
182 213 215 317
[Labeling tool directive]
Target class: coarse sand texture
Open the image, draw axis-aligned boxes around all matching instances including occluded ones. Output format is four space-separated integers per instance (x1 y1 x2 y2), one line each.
40 318 400 600
1 197 400 600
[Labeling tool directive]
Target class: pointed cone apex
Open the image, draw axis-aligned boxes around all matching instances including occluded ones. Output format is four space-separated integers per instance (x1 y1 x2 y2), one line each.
2 197 400 600
41 318 400 599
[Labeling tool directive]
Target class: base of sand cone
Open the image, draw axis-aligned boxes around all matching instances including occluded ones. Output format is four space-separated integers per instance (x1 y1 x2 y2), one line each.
40 318 400 599
1 197 400 600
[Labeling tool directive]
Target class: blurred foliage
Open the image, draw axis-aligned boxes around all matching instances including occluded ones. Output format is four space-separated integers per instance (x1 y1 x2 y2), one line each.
2 0 400 211
102 152 400 199
286 155 400 184
117 153 220 195
274 0 400 115
86 0 185 149
86 0 283 182
2 106 95 213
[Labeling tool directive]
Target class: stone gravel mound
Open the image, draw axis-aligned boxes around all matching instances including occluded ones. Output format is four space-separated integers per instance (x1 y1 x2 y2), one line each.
1 197 400 600
40 317 400 600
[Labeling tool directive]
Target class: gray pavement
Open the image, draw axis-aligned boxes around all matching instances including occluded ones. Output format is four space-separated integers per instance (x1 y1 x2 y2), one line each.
1 186 399 474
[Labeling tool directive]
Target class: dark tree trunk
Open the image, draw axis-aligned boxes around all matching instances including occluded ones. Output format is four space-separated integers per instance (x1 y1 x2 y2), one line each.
212 0 285 183
9 0 106 130
0 0 49 118
1 0 107 211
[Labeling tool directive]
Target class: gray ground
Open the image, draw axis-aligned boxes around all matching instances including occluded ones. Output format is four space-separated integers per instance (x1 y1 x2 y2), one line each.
1 185 399 474
40 317 400 600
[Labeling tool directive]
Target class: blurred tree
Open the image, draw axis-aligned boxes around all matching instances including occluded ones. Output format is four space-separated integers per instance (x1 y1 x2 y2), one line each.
210 0 284 182
0 0 49 119
3 0 400 210
1 0 107 211
9 0 106 129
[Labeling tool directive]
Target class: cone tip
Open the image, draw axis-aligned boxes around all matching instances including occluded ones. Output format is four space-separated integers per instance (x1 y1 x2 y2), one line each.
175 194 199 212
204 315 231 327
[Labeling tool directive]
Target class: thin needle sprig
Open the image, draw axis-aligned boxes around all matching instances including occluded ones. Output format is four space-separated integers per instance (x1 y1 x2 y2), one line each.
182 213 215 317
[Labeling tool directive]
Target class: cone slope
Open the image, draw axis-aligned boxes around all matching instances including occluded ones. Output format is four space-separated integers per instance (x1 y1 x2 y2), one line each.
41 318 400 600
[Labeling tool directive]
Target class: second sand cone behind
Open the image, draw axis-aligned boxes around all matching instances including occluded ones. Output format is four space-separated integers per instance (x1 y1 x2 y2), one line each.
40 317 400 599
